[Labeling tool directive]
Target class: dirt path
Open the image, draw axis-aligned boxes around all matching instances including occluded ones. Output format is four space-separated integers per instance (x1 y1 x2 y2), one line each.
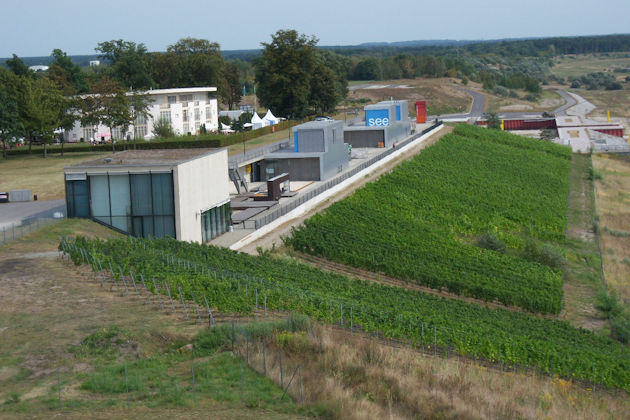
239 126 452 255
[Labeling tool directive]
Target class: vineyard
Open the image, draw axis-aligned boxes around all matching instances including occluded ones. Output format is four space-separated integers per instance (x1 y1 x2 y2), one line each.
61 236 630 391
284 124 572 314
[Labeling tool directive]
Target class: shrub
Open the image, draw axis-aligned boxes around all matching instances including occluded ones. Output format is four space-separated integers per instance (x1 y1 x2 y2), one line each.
476 232 507 254
152 117 174 139
588 166 604 180
523 240 566 270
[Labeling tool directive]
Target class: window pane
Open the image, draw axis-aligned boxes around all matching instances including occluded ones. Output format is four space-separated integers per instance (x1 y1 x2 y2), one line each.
152 173 174 216
130 174 152 216
109 175 131 233
89 175 111 225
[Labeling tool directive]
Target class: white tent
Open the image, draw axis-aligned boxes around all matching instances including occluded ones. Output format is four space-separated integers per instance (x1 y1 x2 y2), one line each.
263 110 279 125
251 112 266 130
220 122 235 134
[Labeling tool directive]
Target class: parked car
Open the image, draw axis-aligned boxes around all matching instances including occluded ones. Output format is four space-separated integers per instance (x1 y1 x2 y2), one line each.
314 116 333 122
0 192 8 203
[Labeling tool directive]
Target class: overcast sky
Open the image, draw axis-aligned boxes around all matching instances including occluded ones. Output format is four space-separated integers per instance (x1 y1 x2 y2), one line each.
2 0 629 57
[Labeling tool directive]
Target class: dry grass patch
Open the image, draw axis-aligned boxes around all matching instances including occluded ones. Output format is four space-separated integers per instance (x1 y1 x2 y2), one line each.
593 153 630 300
347 78 471 115
552 53 630 79
487 88 565 112
245 324 630 419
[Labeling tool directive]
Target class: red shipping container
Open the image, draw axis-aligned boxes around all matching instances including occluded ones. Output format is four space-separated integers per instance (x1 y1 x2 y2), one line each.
415 101 426 123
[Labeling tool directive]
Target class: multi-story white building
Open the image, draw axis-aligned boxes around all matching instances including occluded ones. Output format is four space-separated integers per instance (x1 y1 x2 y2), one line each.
65 87 219 143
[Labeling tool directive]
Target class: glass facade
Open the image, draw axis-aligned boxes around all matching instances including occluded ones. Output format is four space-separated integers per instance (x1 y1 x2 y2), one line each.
66 172 175 239
201 202 231 243
66 180 89 218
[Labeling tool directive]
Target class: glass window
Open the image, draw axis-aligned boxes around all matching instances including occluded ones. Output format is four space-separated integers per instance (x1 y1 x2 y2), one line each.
200 202 231 242
160 111 171 122
109 174 131 232
130 174 152 216
167 95 176 104
89 175 111 225
194 108 200 121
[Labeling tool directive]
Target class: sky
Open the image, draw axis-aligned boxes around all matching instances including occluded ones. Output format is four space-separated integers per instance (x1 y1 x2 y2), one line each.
1 0 629 58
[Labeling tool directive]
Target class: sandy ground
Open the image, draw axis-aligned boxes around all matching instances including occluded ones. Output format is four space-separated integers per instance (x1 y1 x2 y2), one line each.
239 126 452 255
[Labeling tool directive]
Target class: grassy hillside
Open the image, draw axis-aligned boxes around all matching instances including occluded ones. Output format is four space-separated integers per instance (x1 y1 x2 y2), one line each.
63 235 630 391
286 124 572 313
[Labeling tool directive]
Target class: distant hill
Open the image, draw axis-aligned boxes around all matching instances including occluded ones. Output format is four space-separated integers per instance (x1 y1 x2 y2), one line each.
3 33 630 66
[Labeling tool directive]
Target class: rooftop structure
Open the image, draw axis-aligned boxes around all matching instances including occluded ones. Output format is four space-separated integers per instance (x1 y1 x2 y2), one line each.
64 148 231 243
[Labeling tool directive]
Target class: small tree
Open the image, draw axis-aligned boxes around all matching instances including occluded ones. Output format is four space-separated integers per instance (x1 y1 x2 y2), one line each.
91 77 130 152
128 89 153 149
0 68 23 158
152 117 174 138
484 111 501 130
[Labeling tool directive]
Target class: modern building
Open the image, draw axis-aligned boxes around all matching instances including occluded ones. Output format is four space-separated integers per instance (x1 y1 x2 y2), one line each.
258 120 349 181
344 123 412 148
64 149 231 243
64 87 219 143
364 100 409 127
344 100 412 147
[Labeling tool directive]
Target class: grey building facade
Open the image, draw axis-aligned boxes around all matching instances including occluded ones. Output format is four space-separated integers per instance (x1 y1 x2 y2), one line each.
262 120 349 181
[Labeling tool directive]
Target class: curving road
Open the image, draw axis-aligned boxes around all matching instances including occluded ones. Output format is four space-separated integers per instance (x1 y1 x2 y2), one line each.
436 89 577 121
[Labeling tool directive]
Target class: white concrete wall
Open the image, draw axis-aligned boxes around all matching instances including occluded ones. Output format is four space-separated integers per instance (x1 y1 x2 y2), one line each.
173 150 230 243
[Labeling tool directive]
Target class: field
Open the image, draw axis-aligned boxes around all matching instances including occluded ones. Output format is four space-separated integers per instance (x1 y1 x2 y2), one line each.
62 234 630 391
593 154 630 300
0 220 312 419
3 221 628 418
0 152 110 200
551 53 630 80
485 88 566 113
286 124 571 314
346 78 472 115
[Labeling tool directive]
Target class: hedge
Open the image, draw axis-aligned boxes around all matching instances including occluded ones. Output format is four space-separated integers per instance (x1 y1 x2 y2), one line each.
4 120 293 157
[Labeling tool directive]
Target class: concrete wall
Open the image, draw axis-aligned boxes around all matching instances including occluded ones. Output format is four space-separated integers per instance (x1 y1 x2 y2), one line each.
266 158 321 181
297 130 325 152
173 150 230 243
321 131 349 180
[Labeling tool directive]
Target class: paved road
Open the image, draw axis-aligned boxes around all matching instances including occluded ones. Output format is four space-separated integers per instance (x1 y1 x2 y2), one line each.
430 89 486 120
438 88 578 121
552 90 578 116
0 199 66 229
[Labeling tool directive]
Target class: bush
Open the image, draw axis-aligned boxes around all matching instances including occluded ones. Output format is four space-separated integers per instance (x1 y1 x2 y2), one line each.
523 240 566 270
193 313 310 356
476 232 507 253
152 117 174 138
588 166 604 180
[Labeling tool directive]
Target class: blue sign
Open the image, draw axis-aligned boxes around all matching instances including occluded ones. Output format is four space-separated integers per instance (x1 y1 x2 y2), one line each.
395 105 401 121
366 109 390 127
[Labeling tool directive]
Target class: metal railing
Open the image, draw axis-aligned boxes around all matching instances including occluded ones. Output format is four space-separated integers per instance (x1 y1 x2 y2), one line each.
228 139 293 169
237 121 443 230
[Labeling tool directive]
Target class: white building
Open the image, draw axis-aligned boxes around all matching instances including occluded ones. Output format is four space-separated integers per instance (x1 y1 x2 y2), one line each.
65 87 219 143
64 148 231 243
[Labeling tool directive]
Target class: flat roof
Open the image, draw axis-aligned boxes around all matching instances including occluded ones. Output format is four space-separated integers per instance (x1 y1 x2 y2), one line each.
144 87 217 95
556 116 622 128
293 120 343 130
65 148 224 170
